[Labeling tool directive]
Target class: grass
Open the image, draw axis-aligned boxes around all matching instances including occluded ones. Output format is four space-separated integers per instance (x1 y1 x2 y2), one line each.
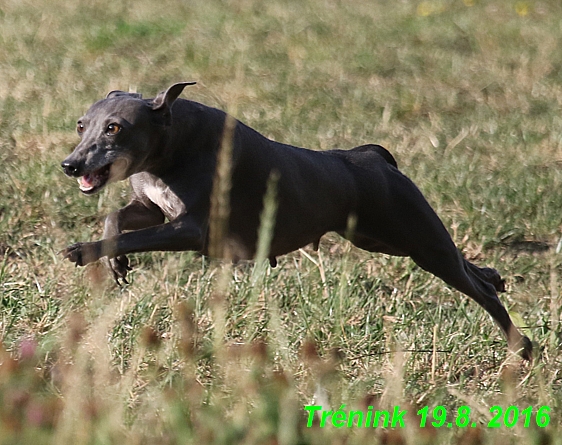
0 0 562 443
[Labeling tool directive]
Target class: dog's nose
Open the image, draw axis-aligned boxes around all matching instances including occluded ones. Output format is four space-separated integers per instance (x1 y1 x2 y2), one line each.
61 161 80 177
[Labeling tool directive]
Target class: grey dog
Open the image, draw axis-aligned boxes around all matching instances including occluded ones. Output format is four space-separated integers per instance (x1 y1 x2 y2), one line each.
61 82 532 360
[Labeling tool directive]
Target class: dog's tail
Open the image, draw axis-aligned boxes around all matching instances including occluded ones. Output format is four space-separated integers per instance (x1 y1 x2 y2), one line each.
354 144 398 168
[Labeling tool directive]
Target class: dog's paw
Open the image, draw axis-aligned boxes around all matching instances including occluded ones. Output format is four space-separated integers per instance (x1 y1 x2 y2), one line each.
61 242 101 267
512 336 537 362
102 255 132 286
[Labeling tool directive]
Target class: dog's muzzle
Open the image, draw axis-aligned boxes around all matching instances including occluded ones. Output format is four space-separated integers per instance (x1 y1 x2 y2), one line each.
61 158 111 194
61 160 81 177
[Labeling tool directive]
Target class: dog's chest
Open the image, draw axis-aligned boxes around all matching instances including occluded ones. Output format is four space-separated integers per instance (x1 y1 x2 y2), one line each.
143 182 185 220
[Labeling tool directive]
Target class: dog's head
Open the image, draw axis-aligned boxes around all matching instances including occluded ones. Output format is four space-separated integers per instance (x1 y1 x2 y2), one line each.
61 82 196 194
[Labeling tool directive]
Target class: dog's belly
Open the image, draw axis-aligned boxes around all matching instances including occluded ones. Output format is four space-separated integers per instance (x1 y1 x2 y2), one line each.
223 232 323 262
228 202 343 260
269 236 323 258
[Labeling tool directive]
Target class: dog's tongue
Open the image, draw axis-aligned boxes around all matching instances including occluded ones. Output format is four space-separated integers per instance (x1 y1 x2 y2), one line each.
79 172 102 191
77 165 111 193
80 174 95 189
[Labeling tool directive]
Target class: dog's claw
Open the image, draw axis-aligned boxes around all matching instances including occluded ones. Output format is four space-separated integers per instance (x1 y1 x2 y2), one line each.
61 241 103 267
61 242 85 267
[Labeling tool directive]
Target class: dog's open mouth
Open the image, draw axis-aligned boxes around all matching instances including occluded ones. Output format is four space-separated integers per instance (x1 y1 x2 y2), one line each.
78 164 111 194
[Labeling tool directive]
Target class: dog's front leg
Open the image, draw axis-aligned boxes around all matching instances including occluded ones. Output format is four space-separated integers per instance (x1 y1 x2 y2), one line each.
102 200 165 283
62 214 205 271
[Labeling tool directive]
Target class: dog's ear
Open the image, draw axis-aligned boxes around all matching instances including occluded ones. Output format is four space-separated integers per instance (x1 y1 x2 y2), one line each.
106 91 143 99
151 82 196 126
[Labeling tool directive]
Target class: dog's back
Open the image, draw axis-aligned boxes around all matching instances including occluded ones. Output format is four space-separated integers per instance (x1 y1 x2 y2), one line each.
352 144 398 168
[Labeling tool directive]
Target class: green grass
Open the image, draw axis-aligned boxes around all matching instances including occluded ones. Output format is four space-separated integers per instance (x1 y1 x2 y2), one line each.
1 0 562 443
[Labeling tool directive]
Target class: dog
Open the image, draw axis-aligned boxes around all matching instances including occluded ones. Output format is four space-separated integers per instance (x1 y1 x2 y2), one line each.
61 82 532 360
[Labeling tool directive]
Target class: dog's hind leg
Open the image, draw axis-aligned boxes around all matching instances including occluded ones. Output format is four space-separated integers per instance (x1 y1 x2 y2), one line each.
348 233 408 257
350 229 531 359
348 162 531 359
465 262 506 292
409 245 532 360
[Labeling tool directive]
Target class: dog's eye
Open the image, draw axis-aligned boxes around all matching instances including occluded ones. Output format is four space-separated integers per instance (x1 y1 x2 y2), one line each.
76 123 85 134
106 123 122 135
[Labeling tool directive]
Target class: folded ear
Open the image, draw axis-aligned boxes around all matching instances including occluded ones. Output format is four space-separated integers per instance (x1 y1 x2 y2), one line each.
106 91 143 99
151 81 196 126
152 82 196 110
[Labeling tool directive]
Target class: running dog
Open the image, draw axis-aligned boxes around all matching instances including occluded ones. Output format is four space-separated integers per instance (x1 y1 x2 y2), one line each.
61 82 532 360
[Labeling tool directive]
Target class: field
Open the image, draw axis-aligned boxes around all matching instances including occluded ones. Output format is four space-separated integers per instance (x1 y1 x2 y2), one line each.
1 0 562 443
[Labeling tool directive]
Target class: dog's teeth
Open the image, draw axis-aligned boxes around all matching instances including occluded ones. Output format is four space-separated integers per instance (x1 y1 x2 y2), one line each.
78 177 95 191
